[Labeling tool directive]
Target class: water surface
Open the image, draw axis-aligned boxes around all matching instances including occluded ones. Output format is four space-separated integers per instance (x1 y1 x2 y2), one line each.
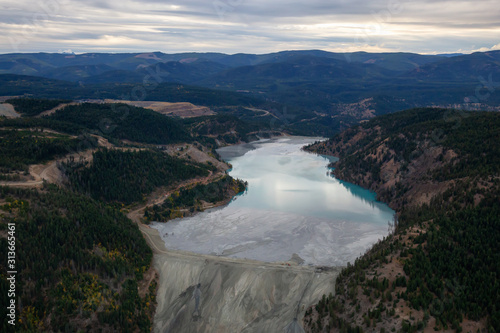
153 137 394 266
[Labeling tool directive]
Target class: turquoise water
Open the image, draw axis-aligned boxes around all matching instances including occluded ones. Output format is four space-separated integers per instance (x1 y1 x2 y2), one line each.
153 137 394 266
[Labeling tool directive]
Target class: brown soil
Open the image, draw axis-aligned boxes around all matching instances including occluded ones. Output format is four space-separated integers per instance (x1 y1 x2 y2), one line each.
102 99 216 118
0 144 97 188
164 143 228 171
36 102 79 117
336 98 377 119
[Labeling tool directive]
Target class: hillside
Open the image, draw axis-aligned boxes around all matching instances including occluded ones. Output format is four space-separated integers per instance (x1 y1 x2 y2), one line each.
61 148 212 204
2 98 282 145
0 186 156 332
0 75 263 108
5 98 71 117
308 108 500 210
0 51 444 78
47 103 192 144
404 51 500 82
144 175 247 222
0 101 251 332
304 108 500 332
1 50 499 135
182 114 282 145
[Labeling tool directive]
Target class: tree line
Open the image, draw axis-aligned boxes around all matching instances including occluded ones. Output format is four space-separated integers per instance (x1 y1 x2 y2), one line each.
61 148 212 204
0 185 155 332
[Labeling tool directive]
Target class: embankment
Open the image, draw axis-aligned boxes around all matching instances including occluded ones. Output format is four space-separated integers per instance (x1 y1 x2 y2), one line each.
139 224 341 332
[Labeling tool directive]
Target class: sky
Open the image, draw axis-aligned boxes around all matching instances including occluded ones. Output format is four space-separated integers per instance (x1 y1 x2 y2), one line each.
1 0 499 55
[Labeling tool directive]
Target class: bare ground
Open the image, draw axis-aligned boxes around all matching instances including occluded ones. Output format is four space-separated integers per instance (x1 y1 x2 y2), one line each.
36 102 79 117
138 215 340 333
0 103 20 118
102 99 216 118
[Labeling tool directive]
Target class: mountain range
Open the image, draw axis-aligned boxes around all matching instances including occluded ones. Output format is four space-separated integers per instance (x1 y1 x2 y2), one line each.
1 50 499 136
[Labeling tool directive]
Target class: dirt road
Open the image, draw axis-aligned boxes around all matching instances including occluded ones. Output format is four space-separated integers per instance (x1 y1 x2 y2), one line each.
126 170 224 226
0 150 95 188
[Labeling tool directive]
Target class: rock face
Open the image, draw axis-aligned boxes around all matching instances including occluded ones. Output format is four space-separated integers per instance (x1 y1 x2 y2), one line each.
153 251 340 333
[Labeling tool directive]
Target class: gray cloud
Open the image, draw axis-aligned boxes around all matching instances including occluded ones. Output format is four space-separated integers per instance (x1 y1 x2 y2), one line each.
0 0 498 54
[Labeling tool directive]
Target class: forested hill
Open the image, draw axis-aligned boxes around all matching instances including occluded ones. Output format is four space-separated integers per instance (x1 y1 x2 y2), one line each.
304 108 500 332
0 186 156 332
307 108 500 210
1 99 281 146
0 98 250 331
48 103 192 144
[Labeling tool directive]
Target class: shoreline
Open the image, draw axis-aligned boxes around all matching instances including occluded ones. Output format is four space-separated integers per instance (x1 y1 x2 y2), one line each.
139 221 342 333
139 136 344 332
140 218 343 271
149 135 392 267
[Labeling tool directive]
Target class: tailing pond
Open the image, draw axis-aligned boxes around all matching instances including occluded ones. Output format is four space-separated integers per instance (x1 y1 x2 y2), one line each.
153 137 394 266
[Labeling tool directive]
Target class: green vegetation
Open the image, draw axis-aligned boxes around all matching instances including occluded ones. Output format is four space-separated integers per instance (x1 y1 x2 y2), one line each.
0 92 253 332
2 51 500 138
0 74 365 137
0 129 95 173
183 114 263 144
402 189 500 330
313 108 500 205
0 75 264 109
145 175 247 222
305 109 500 332
0 185 155 332
62 148 211 204
0 103 278 147
361 109 500 179
5 97 71 117
2 103 191 145
48 103 191 144
0 116 88 137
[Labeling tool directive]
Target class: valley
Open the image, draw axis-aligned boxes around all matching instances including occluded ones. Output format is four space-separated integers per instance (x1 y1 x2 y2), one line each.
0 101 350 332
0 49 498 333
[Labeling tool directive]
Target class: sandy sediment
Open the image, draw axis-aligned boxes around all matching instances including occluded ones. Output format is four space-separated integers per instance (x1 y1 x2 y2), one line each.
139 224 341 333
0 103 20 118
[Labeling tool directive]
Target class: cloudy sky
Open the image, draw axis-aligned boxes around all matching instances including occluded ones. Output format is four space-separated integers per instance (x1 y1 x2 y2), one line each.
1 0 499 54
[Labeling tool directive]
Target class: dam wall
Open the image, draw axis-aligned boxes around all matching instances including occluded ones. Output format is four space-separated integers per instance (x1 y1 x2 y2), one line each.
153 251 340 333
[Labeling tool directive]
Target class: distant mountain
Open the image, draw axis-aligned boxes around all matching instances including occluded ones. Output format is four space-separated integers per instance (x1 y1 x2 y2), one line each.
0 74 264 108
212 50 444 71
79 70 145 84
0 52 229 77
76 60 229 84
403 51 500 82
1 50 499 137
0 50 444 82
437 52 464 57
199 55 395 90
40 64 115 82
135 59 229 84
333 51 445 71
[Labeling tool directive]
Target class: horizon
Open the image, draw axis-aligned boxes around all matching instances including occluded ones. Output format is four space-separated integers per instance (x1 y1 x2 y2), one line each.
0 49 493 56
2 0 499 55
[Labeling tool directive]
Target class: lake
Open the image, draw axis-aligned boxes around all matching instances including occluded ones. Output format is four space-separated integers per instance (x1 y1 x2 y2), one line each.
153 136 394 266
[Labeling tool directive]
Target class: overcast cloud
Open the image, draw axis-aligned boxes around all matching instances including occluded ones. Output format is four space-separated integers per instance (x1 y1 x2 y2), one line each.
1 0 499 54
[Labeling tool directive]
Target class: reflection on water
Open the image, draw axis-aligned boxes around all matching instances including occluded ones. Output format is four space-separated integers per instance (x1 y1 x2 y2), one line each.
153 137 394 266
